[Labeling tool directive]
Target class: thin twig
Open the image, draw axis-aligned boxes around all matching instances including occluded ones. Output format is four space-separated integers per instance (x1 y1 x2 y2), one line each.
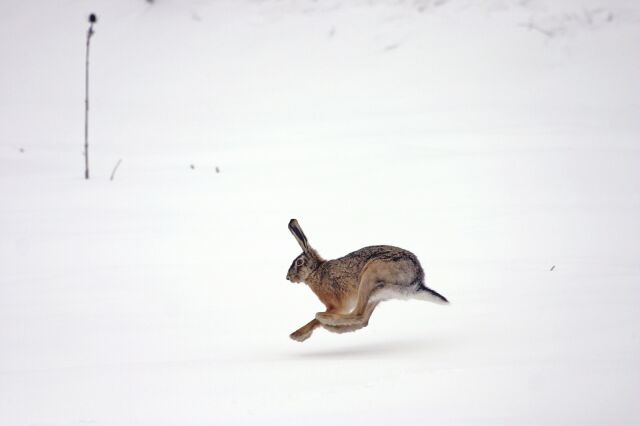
110 158 123 181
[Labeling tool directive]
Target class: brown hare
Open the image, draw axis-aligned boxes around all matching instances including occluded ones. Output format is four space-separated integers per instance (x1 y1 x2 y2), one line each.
286 219 448 342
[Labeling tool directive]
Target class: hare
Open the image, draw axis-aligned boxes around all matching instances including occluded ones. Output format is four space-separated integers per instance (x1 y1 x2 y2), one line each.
286 219 448 342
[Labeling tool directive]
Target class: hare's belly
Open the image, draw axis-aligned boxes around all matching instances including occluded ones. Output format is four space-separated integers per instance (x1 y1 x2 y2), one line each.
370 284 419 302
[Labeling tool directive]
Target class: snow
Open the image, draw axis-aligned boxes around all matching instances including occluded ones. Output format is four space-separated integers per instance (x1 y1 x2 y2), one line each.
1 0 639 424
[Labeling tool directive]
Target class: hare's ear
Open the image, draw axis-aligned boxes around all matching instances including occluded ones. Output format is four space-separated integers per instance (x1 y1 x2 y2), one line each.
288 219 310 253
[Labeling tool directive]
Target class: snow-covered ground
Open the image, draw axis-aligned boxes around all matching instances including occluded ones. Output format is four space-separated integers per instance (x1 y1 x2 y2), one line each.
1 0 639 424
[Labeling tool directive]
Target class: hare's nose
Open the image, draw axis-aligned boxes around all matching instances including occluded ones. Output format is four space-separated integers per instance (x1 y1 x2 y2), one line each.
286 275 290 281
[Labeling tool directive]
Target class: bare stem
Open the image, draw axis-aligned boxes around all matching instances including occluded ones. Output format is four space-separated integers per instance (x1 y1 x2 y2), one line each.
110 159 123 181
84 23 94 180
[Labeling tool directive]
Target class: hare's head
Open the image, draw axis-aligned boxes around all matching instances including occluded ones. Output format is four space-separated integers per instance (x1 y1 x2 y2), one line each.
286 253 321 283
286 219 323 283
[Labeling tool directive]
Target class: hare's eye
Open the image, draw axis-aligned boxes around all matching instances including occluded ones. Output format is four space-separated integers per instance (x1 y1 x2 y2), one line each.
296 259 304 266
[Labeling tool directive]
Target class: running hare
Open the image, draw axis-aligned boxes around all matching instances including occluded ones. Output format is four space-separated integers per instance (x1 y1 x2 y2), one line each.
286 219 448 342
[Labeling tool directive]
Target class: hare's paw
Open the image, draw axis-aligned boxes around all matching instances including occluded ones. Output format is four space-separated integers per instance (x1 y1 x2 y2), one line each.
316 312 362 326
290 329 313 342
324 323 366 334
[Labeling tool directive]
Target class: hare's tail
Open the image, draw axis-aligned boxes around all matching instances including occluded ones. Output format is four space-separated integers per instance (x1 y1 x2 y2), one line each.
415 282 449 304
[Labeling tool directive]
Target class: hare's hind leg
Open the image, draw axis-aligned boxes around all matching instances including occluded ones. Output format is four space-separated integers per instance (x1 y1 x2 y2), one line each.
316 277 382 327
317 258 418 326
291 306 348 342
323 301 380 333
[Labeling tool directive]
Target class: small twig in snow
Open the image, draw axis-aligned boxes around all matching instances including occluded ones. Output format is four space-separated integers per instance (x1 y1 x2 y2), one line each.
519 19 556 38
110 158 123 181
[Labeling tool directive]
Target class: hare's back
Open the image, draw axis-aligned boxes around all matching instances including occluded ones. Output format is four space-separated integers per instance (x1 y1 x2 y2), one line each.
356 245 424 283
336 245 422 275
318 245 423 294
341 245 418 263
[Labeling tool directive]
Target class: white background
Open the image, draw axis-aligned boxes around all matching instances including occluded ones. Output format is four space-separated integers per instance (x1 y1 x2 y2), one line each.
1 0 639 424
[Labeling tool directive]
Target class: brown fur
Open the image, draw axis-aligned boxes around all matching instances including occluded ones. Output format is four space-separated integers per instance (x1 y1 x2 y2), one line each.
286 219 448 342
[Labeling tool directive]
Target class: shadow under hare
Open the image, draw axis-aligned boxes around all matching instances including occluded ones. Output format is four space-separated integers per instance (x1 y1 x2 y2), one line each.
286 219 448 342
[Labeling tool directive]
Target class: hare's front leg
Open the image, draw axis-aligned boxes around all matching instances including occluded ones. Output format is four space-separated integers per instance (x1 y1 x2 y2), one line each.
290 319 322 342
290 306 345 342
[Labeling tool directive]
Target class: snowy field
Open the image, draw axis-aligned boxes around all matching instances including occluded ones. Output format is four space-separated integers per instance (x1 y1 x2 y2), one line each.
1 0 639 424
